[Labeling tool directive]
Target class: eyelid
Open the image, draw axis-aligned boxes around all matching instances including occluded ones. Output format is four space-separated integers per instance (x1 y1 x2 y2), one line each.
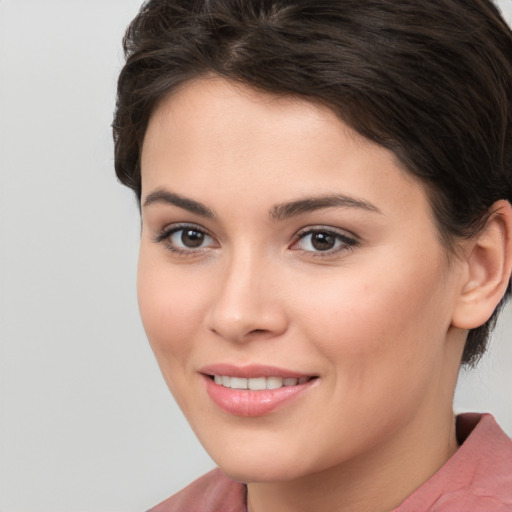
154 222 219 255
291 226 359 255
154 222 212 242
295 225 358 242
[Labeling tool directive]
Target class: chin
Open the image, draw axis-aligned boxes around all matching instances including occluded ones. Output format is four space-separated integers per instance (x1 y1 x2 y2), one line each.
203 439 317 484
218 460 304 484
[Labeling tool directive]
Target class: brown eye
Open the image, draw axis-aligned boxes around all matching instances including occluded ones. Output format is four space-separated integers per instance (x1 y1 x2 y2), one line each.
310 232 336 251
292 228 358 255
181 229 205 248
157 225 217 253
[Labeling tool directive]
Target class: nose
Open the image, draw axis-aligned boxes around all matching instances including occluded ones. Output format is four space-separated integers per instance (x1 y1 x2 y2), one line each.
205 251 288 343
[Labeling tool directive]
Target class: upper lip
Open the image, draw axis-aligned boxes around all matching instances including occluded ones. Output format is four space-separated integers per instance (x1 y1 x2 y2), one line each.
199 363 315 379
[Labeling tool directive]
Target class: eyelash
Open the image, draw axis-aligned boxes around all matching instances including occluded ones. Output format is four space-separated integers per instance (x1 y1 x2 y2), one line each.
154 223 217 256
154 224 359 257
291 227 359 256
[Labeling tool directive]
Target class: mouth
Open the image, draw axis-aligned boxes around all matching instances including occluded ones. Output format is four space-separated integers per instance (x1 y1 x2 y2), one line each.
207 374 315 390
200 366 318 417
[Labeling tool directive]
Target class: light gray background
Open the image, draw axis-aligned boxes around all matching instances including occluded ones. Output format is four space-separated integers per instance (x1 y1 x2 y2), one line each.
0 1 511 511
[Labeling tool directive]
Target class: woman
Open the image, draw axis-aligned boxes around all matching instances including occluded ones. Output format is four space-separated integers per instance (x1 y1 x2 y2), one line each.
113 0 512 510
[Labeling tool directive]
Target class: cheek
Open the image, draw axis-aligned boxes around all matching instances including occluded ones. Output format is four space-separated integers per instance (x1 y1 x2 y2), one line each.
137 250 210 370
286 263 453 454
295 255 451 386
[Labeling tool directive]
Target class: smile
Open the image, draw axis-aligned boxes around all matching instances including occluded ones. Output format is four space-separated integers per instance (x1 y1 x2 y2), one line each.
202 368 318 416
211 375 312 390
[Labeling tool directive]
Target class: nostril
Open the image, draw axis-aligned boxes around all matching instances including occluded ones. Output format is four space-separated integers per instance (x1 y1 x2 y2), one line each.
248 329 267 335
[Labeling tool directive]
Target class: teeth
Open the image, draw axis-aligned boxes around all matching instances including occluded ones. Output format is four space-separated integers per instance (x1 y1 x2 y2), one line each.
230 377 248 389
267 376 283 389
248 377 266 390
212 375 309 390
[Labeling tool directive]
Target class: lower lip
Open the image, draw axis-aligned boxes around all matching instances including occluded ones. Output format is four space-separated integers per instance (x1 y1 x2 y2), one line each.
203 375 315 417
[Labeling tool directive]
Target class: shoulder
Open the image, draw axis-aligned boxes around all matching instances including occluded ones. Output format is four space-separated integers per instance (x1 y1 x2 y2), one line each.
147 468 246 512
395 413 512 512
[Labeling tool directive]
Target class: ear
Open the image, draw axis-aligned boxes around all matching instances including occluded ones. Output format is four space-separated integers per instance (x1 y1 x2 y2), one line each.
452 200 512 330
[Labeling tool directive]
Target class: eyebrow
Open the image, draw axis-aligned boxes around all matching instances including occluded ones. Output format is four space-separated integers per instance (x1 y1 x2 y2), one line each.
143 188 380 220
143 189 214 218
270 194 381 220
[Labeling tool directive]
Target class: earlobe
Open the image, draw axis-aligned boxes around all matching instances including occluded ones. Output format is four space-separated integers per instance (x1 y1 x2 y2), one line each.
452 200 512 330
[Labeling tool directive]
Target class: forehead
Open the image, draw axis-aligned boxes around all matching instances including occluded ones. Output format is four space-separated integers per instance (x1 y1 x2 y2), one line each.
141 77 431 224
143 76 352 162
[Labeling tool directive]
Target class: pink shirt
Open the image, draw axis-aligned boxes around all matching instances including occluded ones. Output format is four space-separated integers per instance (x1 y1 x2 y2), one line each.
148 413 512 512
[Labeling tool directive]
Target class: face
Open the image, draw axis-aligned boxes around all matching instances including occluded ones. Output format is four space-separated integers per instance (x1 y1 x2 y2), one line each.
138 77 465 483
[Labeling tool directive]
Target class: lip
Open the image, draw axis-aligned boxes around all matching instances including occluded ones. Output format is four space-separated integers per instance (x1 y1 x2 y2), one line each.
200 364 317 417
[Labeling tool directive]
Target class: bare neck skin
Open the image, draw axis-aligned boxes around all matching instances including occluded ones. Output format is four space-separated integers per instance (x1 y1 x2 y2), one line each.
247 328 464 512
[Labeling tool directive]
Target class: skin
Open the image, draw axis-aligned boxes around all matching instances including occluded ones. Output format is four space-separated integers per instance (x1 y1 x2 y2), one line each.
138 77 481 512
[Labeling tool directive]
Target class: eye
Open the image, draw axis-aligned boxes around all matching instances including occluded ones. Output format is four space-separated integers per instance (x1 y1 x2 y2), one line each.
170 228 209 249
155 224 217 254
291 228 358 255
